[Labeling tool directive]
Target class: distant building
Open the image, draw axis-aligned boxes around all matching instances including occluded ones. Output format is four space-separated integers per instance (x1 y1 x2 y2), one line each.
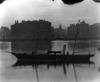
11 20 54 40
89 23 100 39
78 21 90 38
67 20 90 39
67 24 77 39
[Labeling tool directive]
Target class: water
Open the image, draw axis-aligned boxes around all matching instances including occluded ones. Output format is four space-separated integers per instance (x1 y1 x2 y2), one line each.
0 40 100 82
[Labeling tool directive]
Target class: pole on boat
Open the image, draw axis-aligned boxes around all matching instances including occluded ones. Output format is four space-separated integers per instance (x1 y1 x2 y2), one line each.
62 45 66 55
35 20 40 52
72 20 80 82
72 22 79 55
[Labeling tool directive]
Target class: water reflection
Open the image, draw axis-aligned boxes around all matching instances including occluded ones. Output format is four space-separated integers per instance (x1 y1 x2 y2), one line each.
68 40 99 55
68 40 100 50
0 40 100 82
11 40 51 53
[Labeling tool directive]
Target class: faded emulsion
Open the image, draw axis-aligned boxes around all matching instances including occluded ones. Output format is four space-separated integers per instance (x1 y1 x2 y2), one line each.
61 0 84 5
0 0 4 4
0 0 100 4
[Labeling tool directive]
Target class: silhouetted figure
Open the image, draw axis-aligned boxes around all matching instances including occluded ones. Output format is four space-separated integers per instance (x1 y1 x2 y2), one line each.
67 51 69 55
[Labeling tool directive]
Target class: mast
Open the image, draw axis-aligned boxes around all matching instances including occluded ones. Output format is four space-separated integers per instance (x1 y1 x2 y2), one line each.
72 20 80 55
88 27 90 55
35 20 40 52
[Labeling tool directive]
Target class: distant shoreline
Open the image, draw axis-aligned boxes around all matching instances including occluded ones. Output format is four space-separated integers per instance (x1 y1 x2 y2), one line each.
0 38 100 41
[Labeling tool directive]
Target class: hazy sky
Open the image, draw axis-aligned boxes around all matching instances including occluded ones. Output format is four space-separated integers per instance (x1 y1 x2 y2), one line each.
0 0 100 28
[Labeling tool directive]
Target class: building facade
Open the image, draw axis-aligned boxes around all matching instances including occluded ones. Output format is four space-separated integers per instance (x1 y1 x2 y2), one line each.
11 20 54 40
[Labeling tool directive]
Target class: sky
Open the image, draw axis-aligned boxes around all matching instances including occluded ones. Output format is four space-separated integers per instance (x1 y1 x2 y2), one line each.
0 0 100 28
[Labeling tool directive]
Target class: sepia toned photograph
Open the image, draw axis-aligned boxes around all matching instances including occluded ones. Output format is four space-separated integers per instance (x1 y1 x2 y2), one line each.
0 0 100 82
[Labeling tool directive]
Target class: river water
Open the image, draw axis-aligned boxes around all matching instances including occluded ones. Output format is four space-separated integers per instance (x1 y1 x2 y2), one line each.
0 40 100 82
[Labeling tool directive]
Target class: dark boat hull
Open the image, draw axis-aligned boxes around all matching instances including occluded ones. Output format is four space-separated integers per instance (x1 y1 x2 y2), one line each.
12 53 94 63
13 59 94 67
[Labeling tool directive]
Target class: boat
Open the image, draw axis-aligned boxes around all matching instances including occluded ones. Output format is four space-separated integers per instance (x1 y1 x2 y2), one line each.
12 55 94 67
6 51 94 64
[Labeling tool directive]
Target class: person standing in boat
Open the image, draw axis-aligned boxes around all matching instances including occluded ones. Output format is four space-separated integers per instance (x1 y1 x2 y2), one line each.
67 51 69 55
